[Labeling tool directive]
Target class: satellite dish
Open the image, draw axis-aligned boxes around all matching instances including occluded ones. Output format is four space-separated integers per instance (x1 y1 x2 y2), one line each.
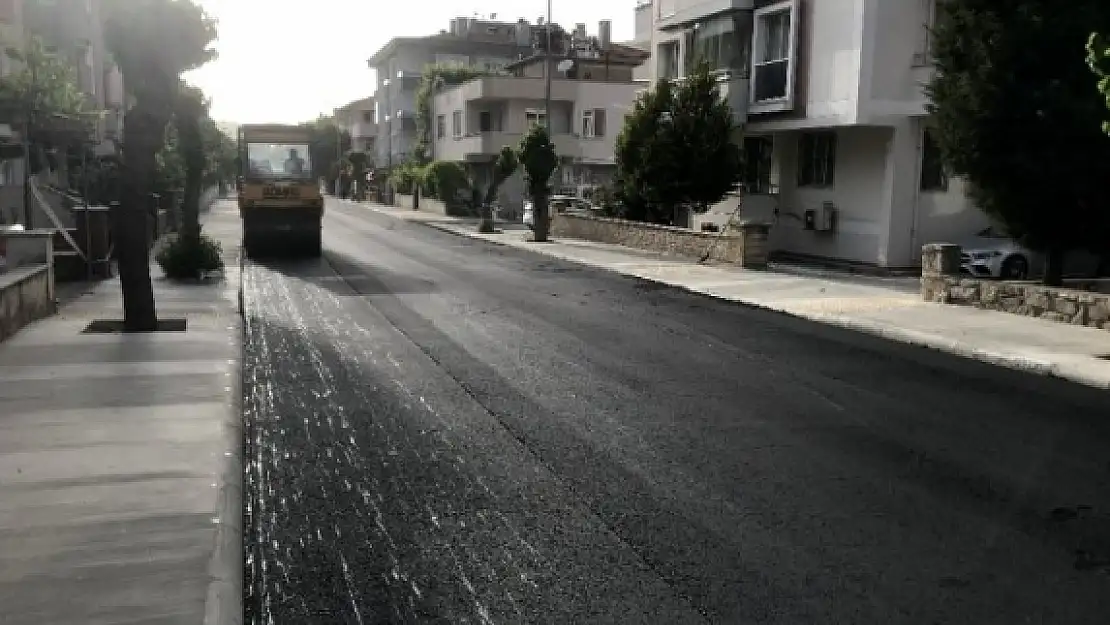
556 59 575 73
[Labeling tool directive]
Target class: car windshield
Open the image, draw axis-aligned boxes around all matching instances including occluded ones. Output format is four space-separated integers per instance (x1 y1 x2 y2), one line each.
246 143 312 180
976 226 1008 239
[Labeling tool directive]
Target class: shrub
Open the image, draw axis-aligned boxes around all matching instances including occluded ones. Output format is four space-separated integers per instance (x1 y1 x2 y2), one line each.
156 232 223 280
422 160 469 203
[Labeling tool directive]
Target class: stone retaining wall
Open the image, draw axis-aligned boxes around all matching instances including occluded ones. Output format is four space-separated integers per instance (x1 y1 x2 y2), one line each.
921 243 1110 331
0 265 55 342
551 212 771 267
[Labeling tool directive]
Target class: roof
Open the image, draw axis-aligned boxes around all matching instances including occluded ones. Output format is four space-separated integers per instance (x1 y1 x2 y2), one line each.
504 43 649 71
334 96 375 114
367 32 530 67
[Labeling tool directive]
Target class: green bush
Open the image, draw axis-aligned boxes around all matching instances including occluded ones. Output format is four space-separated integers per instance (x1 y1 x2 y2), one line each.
422 160 469 202
156 233 224 280
389 162 425 194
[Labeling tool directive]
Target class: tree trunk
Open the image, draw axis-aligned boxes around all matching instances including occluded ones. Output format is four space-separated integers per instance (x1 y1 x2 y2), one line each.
532 192 550 242
177 101 204 244
478 187 495 233
114 105 164 331
1043 248 1064 287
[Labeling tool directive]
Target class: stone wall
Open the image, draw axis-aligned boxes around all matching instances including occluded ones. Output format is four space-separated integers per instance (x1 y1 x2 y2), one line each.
921 243 1110 331
552 212 771 268
0 265 55 342
394 193 451 215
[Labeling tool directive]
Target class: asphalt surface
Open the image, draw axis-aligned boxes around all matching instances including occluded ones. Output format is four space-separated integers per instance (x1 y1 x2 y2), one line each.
242 198 1110 624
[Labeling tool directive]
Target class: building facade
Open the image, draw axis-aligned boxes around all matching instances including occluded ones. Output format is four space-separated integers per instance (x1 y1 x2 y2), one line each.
334 96 377 155
642 0 985 269
429 22 644 214
367 18 537 169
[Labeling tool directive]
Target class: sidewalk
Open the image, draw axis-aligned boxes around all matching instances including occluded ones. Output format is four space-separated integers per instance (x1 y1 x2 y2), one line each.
356 201 1110 390
0 203 242 624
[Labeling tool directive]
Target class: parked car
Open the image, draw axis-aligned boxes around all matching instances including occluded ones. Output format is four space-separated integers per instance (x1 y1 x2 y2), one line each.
959 226 1103 279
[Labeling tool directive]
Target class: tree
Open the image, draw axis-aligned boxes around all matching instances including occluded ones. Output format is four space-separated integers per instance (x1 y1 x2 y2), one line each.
301 115 351 192
518 125 558 242
174 83 206 243
103 0 217 329
927 1 1110 285
476 147 518 233
613 63 742 225
1088 32 1110 134
0 36 93 179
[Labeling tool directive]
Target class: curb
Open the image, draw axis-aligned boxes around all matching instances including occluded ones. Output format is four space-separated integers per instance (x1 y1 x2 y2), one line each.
204 243 245 625
366 209 1110 391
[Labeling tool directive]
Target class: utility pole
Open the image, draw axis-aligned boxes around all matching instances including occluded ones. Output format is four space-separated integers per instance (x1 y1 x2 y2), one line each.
544 0 552 131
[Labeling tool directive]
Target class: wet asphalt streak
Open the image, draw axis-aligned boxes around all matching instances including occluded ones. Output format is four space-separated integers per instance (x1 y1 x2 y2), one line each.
242 199 1110 624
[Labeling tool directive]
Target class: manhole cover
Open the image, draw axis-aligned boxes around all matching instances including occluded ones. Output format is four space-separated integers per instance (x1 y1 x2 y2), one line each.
82 318 187 334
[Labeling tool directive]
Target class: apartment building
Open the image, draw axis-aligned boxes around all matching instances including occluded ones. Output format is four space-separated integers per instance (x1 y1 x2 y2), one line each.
430 21 646 213
642 0 985 269
23 0 126 149
367 17 538 168
334 96 377 155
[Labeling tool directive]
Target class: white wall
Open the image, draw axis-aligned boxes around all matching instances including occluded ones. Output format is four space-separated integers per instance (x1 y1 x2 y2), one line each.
860 0 932 122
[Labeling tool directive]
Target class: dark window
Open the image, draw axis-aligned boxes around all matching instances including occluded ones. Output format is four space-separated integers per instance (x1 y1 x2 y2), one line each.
479 111 492 132
798 131 836 187
743 136 774 194
920 127 948 191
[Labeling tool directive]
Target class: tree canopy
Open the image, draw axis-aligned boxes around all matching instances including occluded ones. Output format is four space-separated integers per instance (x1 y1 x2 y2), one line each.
926 0 1110 282
613 62 742 225
1088 32 1110 134
0 35 91 132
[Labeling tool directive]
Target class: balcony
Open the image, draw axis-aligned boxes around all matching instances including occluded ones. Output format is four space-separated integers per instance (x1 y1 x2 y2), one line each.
351 120 376 139
656 0 755 30
453 76 578 103
437 131 580 162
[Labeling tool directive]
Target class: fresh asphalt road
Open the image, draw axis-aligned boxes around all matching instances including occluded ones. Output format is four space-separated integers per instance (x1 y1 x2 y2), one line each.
242 198 1110 624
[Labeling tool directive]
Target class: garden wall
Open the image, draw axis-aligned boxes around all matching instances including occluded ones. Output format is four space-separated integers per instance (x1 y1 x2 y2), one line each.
921 243 1110 331
551 212 771 268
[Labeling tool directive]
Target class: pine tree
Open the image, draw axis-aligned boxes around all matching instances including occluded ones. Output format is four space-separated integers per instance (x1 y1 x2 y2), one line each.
927 0 1110 285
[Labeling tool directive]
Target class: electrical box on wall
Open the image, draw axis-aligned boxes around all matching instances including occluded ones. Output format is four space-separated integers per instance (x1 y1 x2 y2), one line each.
803 202 839 232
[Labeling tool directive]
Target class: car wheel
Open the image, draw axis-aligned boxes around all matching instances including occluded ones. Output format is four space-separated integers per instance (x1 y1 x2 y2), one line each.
1001 255 1029 280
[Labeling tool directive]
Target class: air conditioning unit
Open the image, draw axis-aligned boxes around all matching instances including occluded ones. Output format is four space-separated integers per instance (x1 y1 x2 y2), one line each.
803 202 838 232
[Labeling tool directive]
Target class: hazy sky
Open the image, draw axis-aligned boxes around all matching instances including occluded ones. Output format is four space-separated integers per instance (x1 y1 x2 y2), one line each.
185 0 635 124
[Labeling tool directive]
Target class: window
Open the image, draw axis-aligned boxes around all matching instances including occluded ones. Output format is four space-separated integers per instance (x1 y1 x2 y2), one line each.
479 111 492 132
657 41 680 79
0 0 15 23
362 110 374 123
751 0 798 107
525 109 546 128
436 114 446 139
742 136 774 194
684 13 753 76
451 110 462 138
797 132 836 187
581 109 607 138
436 53 470 67
920 127 948 191
656 0 676 19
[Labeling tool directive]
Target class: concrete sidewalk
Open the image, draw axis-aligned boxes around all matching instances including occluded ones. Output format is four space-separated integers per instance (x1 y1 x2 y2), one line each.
354 201 1110 390
0 203 242 624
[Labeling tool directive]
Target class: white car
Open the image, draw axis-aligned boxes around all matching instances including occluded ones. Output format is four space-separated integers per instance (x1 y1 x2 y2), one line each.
960 227 1033 279
960 226 1104 280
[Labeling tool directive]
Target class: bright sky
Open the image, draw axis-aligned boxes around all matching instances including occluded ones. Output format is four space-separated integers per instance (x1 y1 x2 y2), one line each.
185 0 635 125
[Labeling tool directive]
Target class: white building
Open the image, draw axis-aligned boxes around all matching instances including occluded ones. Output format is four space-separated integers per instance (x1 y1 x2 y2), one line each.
430 22 646 214
334 97 377 155
643 0 987 269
